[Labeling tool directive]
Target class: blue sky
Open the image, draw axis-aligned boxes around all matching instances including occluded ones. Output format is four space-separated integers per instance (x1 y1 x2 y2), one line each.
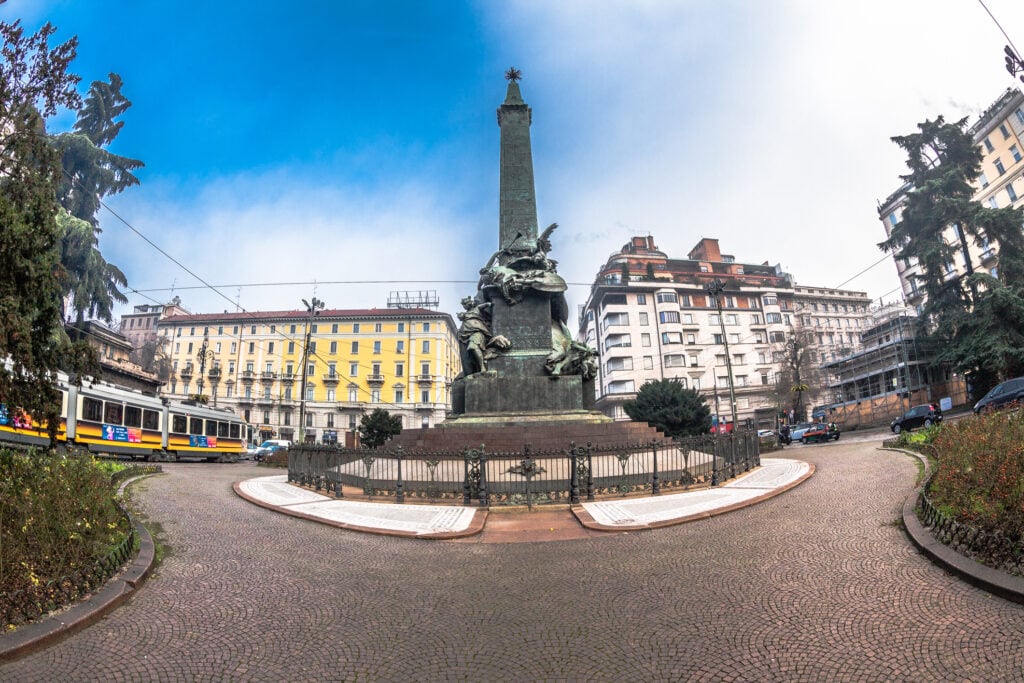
5 0 1024 325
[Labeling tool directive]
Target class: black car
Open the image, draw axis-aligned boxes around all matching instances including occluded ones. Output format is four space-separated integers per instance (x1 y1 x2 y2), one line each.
890 404 942 434
973 376 1024 413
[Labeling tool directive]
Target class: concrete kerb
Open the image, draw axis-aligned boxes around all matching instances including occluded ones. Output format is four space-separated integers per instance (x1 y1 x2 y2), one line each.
0 472 161 664
884 446 1024 605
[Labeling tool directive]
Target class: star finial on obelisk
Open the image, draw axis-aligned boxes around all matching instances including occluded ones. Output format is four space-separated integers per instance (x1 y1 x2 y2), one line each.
505 66 522 82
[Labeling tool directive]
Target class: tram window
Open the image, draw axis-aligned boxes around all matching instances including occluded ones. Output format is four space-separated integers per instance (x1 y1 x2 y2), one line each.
218 422 229 437
124 406 142 428
189 418 203 435
104 402 123 425
171 414 187 434
83 398 103 422
143 410 160 430
229 423 240 439
205 420 218 437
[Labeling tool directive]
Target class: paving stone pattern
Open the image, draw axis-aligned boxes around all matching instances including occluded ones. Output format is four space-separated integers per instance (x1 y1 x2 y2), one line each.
3 441 1024 681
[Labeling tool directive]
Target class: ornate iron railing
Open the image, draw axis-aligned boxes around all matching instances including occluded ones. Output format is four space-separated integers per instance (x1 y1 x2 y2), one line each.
287 431 760 507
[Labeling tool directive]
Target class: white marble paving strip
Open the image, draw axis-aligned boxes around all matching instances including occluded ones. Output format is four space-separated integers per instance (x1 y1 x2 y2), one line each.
239 475 333 506
289 500 477 534
582 488 753 526
722 458 808 490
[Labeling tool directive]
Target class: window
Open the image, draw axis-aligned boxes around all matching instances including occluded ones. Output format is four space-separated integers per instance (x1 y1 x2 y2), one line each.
659 311 680 324
395 389 404 403
327 413 334 428
604 334 631 350
989 196 999 209
331 324 338 333
422 340 430 353
995 158 1006 175
309 342 316 354
230 342 237 354
603 294 627 306
751 314 762 324
643 356 653 370
307 362 315 376
371 389 380 403
326 388 336 401
1017 108 1024 125
330 341 337 354
288 341 295 353
709 314 720 325
423 323 431 332
636 294 646 304
421 362 430 376
662 332 682 344
985 137 995 152
310 324 318 334
680 295 691 307
603 312 629 328
686 333 696 344
606 380 635 394
373 341 382 354
351 341 359 353
769 331 786 343
265 362 273 373
327 362 337 377
398 323 405 332
723 314 738 325
395 363 404 377
248 342 254 354
372 363 381 376
349 388 358 402
421 389 430 403
374 323 382 333
638 312 649 326
762 295 777 306
682 313 694 324
306 412 313 427
688 354 699 367
713 333 724 344
655 292 677 304
605 357 633 372
396 340 404 353
306 386 314 400
83 397 103 421
1012 145 1023 163
1000 123 1011 139
641 333 651 347
664 354 685 367
349 414 357 429
766 312 782 323
353 323 360 333
1008 184 1019 202
284 387 292 400
728 333 740 343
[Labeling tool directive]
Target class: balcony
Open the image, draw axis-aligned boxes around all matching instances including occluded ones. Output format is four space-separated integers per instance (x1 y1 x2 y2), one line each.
236 396 254 407
415 402 437 411
280 372 296 384
179 365 194 380
256 396 275 407
367 374 385 386
416 374 433 384
322 373 340 385
980 247 997 263
240 370 256 383
336 402 365 411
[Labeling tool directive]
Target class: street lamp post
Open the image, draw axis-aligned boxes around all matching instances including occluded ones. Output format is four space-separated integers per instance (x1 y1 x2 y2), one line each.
298 296 325 445
195 334 216 404
705 279 738 430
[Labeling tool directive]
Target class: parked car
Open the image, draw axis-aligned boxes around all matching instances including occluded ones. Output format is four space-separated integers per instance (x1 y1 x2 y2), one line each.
890 404 942 434
973 376 1024 414
788 423 814 441
254 439 291 461
801 422 840 443
240 445 259 460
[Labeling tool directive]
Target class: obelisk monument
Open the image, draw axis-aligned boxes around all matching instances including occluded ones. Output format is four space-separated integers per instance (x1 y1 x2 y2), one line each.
449 69 598 419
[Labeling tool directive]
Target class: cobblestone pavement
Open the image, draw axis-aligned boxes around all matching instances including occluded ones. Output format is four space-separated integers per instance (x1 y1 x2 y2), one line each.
4 439 1024 681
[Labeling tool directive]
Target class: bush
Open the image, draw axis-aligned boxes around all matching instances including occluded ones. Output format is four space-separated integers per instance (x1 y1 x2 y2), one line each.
894 424 942 450
0 449 131 608
927 411 1024 539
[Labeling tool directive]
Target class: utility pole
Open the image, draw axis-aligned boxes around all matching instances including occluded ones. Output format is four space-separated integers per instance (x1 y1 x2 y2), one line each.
705 279 738 430
298 297 325 445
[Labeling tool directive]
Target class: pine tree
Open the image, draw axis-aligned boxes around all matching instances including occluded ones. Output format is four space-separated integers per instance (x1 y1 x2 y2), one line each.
880 116 1024 394
623 379 711 437
359 408 403 448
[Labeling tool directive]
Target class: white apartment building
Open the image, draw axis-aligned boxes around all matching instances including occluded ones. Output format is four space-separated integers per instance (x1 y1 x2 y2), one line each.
579 236 871 428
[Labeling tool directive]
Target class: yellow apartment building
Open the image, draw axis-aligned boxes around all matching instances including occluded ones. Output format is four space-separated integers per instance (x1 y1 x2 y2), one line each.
158 306 459 445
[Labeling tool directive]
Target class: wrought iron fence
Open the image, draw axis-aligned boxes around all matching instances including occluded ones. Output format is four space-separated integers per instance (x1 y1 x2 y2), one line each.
288 431 760 508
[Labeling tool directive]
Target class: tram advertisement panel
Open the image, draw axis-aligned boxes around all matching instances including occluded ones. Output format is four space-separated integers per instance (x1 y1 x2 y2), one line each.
102 424 142 443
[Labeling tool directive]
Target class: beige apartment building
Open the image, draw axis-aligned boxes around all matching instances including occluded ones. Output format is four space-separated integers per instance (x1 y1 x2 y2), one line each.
879 87 1024 311
579 236 871 428
158 306 458 445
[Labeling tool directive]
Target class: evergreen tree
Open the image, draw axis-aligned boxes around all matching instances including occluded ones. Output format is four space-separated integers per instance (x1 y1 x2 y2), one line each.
51 73 141 322
0 21 96 436
359 408 402 448
623 379 711 437
879 116 1024 394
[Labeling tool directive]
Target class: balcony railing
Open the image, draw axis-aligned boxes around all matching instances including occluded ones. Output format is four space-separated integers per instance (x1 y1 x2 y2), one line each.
367 374 385 385
416 374 433 384
322 373 340 384
280 372 296 384
240 370 256 381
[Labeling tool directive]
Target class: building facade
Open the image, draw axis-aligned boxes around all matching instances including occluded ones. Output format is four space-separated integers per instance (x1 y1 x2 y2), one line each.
119 297 190 350
158 307 459 445
578 236 871 428
879 88 1024 311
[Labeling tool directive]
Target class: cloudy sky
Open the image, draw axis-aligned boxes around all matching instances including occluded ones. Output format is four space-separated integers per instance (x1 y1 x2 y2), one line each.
7 0 1024 325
